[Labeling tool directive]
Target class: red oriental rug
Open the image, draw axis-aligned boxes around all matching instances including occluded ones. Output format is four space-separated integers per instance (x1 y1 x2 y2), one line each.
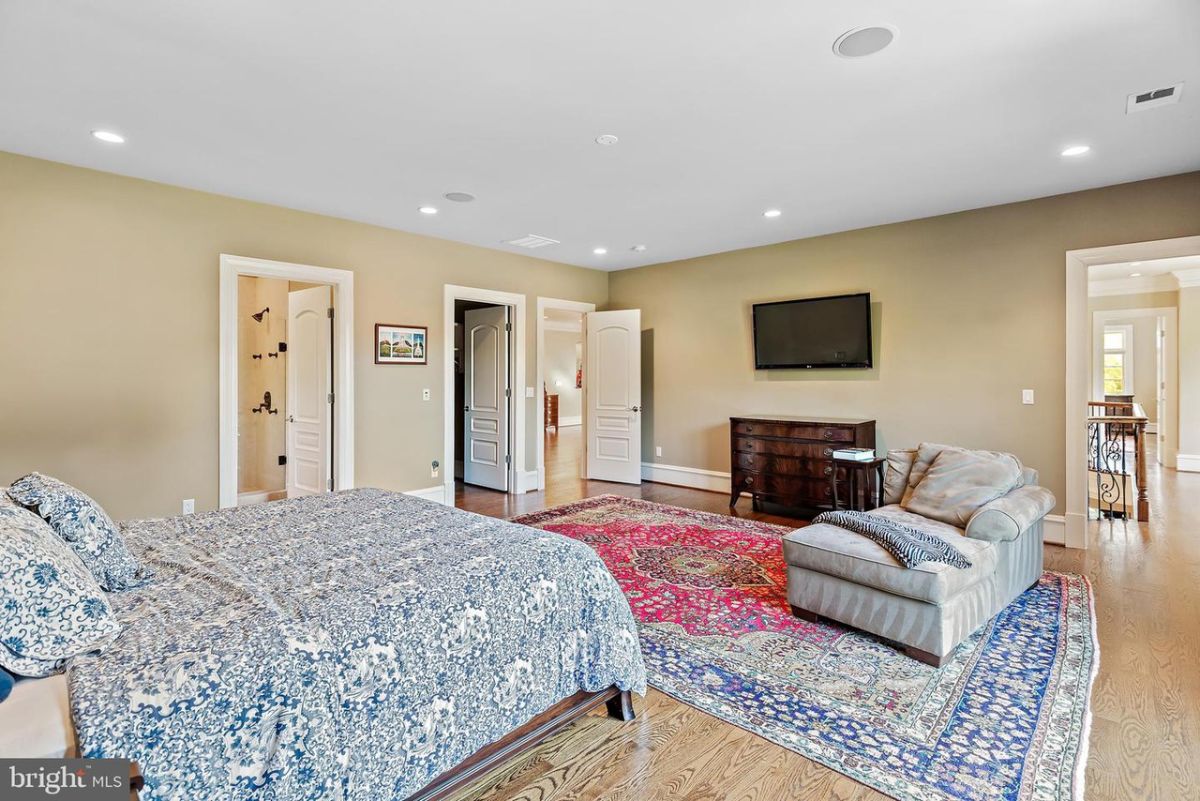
513 494 1097 801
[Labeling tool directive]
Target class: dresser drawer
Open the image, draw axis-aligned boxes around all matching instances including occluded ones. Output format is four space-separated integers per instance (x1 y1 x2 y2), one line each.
732 436 838 459
733 451 841 479
732 421 855 442
732 470 834 503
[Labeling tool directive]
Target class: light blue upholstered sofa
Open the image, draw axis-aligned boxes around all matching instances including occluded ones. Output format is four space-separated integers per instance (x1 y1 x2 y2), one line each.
782 443 1056 667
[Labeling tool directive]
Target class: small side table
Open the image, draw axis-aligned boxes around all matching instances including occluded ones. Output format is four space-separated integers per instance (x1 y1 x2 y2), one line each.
828 456 886 511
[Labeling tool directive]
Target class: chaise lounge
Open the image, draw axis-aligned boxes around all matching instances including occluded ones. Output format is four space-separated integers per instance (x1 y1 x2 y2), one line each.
782 442 1056 667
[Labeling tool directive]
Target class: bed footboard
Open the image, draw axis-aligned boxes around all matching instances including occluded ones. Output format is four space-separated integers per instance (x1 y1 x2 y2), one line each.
406 686 635 801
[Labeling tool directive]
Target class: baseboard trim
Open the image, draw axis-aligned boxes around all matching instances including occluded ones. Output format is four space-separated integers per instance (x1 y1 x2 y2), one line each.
557 416 582 427
405 484 449 505
517 470 540 493
1177 453 1200 473
641 462 731 494
1042 514 1066 546
237 490 274 506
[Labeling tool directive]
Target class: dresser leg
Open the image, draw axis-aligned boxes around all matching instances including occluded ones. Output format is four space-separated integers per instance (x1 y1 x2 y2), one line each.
729 490 740 508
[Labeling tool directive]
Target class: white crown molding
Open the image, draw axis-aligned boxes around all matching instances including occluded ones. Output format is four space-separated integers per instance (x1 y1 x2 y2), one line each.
1172 268 1200 289
1088 274 1178 296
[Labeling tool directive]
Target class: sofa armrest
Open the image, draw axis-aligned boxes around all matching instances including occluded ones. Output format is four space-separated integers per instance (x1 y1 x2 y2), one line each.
965 485 1055 543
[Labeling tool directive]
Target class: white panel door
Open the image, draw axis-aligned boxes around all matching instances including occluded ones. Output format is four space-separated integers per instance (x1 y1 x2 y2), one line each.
286 286 332 497
464 305 509 491
585 309 642 484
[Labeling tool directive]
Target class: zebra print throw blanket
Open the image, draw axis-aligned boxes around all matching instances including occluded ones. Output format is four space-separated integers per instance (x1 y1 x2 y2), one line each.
812 510 973 569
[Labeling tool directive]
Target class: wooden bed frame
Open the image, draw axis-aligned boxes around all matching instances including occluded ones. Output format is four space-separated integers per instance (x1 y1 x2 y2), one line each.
405 686 635 801
128 688 633 800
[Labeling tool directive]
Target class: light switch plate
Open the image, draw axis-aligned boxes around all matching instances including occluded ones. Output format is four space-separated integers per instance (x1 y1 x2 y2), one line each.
1022 389 1035 405
182 498 195 515
525 387 535 398
655 446 663 457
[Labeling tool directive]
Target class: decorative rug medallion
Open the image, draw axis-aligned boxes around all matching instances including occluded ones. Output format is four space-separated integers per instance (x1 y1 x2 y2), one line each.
514 495 1098 801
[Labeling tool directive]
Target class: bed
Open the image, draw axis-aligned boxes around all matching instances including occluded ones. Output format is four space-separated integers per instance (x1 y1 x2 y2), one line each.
28 489 645 800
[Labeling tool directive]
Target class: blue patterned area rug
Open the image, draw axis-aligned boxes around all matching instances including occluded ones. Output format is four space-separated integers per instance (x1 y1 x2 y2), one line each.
516 496 1099 801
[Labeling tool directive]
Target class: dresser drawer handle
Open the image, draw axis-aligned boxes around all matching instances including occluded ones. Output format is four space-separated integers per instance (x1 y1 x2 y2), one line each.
823 447 833 457
823 465 833 476
743 476 754 485
744 425 753 433
823 430 835 439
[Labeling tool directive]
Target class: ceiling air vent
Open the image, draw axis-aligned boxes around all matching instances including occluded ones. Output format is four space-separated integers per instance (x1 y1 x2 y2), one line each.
1127 82 1184 113
504 234 560 249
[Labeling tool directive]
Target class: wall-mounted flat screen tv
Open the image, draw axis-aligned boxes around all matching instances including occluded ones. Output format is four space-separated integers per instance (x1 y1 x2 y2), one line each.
752 293 872 369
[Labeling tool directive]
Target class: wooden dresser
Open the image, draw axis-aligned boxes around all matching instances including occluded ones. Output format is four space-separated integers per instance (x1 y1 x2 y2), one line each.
730 415 876 513
544 392 559 430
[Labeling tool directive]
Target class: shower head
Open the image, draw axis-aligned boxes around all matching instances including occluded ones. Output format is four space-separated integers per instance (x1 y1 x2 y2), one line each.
251 307 270 323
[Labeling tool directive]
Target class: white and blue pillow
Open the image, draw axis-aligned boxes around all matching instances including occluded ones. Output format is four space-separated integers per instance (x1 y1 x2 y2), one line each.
7 473 149 590
0 504 121 678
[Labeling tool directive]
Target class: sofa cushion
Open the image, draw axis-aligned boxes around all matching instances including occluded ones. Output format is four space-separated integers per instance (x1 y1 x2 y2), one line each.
905 447 1024 527
966 484 1056 542
900 442 1024 507
882 449 916 505
782 505 997 605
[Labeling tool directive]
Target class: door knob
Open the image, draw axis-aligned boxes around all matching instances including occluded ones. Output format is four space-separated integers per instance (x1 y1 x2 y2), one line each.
464 406 470 412
630 405 642 412
286 415 295 423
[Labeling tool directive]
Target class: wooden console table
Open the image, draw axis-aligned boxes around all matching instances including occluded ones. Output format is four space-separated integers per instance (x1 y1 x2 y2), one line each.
730 415 876 513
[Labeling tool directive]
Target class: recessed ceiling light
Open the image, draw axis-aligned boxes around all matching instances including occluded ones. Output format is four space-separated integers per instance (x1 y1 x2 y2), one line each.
833 26 896 58
631 245 647 253
1130 272 1143 277
763 209 782 218
1061 145 1091 157
593 247 608 255
444 192 475 203
91 130 125 144
419 206 438 215
595 134 619 146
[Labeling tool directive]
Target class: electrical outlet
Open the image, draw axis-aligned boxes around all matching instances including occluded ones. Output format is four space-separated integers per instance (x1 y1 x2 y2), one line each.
422 388 431 401
431 459 440 479
182 498 195 515
1022 389 1035 405
655 446 663 457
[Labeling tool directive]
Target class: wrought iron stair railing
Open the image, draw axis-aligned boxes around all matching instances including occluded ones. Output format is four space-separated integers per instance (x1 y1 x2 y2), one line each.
1086 401 1149 520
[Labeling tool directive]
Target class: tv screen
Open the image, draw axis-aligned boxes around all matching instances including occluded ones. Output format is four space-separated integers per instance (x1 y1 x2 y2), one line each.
752 293 872 369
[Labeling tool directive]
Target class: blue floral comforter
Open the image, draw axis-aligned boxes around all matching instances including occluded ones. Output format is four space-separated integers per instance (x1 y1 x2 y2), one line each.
68 489 646 800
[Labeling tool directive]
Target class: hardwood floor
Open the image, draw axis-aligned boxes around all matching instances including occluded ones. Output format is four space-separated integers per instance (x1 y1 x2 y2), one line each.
450 428 1200 800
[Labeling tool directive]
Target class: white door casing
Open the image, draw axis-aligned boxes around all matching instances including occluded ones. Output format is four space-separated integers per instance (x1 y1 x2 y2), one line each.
463 305 510 491
1157 318 1166 463
585 309 642 484
286 286 332 497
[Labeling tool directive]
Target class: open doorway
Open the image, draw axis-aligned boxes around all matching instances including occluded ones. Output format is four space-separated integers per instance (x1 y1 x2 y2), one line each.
454 299 513 493
1087 263 1180 523
538 304 586 498
219 255 355 509
235 277 334 504
1065 237 1200 546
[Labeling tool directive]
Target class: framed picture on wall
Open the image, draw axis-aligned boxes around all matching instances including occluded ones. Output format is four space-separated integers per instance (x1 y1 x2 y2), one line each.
375 324 427 365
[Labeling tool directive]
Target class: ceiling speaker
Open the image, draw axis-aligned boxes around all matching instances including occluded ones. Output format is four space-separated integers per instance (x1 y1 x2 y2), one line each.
833 26 896 58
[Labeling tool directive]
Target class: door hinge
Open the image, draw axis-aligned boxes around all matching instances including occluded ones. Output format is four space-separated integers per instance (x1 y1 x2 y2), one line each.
505 322 512 332
327 307 334 319
278 455 287 466
327 478 333 490
505 453 511 465
328 392 335 404
505 387 511 397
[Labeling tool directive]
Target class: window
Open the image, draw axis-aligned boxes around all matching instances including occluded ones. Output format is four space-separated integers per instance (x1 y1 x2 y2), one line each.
1102 324 1134 395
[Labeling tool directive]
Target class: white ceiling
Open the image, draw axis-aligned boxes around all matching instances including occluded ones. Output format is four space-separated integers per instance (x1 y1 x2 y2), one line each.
1089 254 1200 282
2 0 1198 271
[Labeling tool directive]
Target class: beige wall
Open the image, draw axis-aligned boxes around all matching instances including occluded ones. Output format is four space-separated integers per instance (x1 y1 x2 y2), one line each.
545 328 583 423
0 152 607 519
609 172 1200 512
